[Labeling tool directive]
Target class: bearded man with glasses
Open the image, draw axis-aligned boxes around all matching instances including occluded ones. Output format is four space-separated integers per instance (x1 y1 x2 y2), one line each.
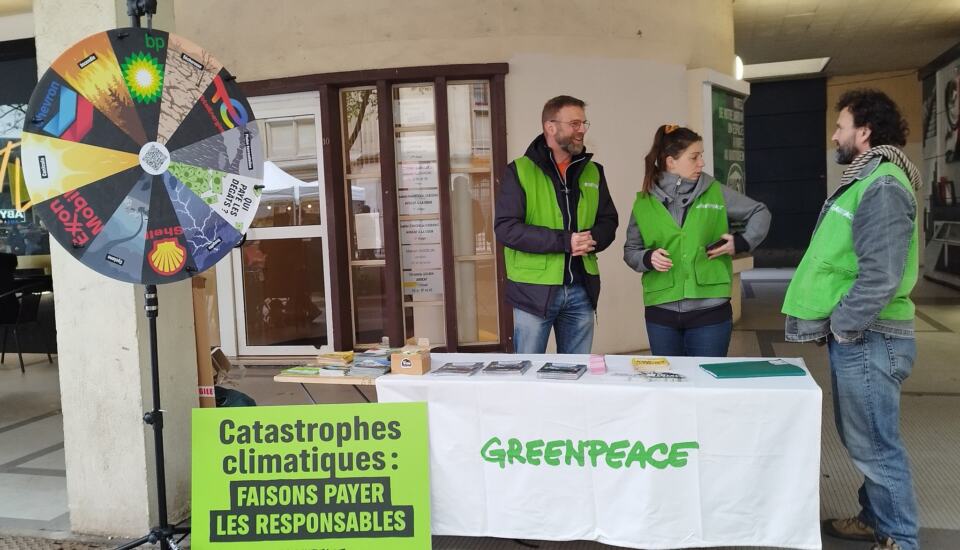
494 95 619 354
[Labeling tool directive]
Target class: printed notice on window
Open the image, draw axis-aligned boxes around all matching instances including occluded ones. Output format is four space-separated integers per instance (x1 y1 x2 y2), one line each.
401 268 444 298
401 244 442 271
191 403 431 549
398 188 440 216
399 219 441 245
399 161 438 189
397 134 437 163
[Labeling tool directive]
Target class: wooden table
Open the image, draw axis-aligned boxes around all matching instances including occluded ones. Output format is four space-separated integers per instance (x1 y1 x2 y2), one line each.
273 373 378 403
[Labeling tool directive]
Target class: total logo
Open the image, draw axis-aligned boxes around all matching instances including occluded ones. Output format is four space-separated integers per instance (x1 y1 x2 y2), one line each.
211 75 249 130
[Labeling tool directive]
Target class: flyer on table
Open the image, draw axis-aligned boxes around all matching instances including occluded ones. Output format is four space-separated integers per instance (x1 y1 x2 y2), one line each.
192 402 431 549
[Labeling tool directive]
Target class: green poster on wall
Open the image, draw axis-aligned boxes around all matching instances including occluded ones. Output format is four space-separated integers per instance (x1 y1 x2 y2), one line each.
711 87 746 194
191 402 431 549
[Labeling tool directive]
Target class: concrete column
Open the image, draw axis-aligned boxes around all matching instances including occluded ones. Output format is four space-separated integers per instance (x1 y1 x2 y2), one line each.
33 0 196 538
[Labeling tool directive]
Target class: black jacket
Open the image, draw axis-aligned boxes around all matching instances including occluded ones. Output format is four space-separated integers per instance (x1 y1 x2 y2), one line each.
494 134 619 317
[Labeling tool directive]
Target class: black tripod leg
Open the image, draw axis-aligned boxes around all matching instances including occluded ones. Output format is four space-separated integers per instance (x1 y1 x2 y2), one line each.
114 533 154 550
115 285 178 550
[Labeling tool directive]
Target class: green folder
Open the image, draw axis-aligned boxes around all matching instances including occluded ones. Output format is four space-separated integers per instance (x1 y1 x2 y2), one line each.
699 360 806 379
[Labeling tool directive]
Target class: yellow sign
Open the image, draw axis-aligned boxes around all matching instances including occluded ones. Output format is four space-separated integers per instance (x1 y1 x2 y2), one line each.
0 140 31 213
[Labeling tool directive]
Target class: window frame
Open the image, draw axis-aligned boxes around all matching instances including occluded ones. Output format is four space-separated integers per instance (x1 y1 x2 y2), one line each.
241 64 510 352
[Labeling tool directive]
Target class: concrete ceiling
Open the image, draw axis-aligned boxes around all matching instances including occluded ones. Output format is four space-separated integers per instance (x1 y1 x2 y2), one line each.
735 0 960 76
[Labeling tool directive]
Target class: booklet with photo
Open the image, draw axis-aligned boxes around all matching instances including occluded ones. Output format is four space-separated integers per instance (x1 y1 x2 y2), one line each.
353 355 391 368
348 362 391 377
536 362 587 380
482 360 532 375
432 361 484 376
281 365 322 376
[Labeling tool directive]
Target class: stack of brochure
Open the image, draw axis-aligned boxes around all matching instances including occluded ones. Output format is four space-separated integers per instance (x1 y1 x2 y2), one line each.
536 362 587 380
351 349 392 376
282 365 350 377
588 354 606 375
356 348 393 363
349 361 391 377
315 351 354 367
432 362 484 376
482 360 532 375
634 371 686 382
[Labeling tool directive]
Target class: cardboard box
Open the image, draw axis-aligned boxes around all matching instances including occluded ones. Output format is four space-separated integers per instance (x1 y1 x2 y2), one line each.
391 337 432 375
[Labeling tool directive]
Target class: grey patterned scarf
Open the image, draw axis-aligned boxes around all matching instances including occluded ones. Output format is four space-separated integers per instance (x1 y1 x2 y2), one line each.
839 145 922 191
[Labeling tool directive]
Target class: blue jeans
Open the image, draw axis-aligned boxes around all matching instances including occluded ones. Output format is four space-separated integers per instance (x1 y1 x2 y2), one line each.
645 319 732 357
513 285 594 354
829 331 918 550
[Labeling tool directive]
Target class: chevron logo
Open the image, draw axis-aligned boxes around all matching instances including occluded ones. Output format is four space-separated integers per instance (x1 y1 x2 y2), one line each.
43 87 93 141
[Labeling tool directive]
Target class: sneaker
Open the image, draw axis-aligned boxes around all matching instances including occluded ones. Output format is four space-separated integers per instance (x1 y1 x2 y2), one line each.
822 516 875 541
871 537 902 550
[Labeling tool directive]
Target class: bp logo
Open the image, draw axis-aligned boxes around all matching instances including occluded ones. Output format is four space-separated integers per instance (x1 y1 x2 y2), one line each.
121 52 164 103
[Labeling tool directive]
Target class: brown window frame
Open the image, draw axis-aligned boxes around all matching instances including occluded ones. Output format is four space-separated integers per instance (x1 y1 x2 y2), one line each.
241 64 510 352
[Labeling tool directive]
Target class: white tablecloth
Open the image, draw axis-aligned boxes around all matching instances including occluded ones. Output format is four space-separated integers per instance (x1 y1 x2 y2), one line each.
375 354 822 549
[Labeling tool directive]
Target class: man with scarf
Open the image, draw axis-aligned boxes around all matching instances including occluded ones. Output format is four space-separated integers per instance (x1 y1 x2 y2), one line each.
783 89 922 550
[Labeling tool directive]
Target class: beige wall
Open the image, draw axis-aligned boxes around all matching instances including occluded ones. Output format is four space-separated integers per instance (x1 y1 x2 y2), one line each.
825 70 922 194
506 53 690 352
173 0 735 80
173 0 736 353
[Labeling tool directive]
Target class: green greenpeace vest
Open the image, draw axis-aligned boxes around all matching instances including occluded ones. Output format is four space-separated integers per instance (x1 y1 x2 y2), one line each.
782 162 918 320
632 181 732 306
503 156 601 285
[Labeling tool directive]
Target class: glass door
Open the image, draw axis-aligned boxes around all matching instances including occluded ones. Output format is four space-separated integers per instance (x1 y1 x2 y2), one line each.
447 81 499 346
227 92 333 355
393 83 447 345
341 86 389 346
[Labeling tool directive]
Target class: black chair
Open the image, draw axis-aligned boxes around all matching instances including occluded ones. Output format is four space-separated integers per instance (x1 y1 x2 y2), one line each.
0 252 19 366
0 281 53 373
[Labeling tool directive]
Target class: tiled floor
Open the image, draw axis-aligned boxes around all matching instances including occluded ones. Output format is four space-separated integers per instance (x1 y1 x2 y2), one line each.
1 268 958 549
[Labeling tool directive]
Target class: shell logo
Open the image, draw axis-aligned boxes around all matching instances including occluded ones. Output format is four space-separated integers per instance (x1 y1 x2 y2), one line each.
148 237 186 275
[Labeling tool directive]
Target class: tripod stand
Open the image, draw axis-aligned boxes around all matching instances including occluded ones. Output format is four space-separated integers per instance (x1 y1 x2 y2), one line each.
116 285 190 550
113 2 191 546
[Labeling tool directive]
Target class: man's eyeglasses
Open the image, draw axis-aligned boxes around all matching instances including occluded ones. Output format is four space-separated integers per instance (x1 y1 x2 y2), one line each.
550 119 591 131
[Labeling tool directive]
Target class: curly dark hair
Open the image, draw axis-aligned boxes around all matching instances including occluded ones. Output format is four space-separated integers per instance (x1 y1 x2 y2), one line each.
836 89 908 147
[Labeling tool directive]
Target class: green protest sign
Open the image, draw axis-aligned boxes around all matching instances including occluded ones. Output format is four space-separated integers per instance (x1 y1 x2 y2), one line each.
191 402 431 549
711 86 746 194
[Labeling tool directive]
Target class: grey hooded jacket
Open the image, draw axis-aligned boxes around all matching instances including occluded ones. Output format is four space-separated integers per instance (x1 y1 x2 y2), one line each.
623 171 771 314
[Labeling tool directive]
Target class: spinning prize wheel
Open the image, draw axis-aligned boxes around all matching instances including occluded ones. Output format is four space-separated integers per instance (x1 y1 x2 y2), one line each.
21 28 262 284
